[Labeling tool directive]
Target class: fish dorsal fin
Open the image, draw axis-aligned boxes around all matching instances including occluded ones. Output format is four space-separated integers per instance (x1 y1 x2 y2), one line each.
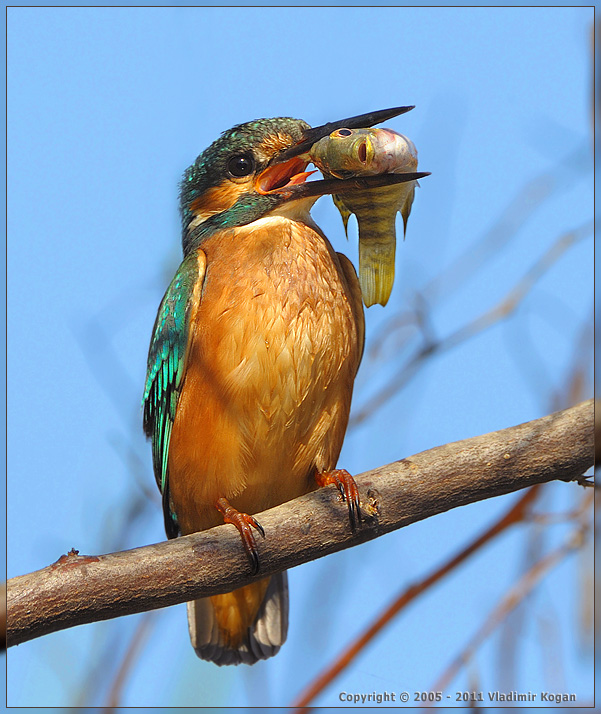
332 194 352 238
399 183 416 239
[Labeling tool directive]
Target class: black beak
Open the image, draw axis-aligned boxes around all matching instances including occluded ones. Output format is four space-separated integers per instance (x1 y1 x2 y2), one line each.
274 170 430 201
276 105 416 163
269 105 429 200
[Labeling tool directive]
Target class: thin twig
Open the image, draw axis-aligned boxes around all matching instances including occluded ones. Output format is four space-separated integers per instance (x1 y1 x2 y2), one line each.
351 222 592 427
104 612 158 710
292 486 541 711
367 144 589 364
429 521 590 696
528 490 594 525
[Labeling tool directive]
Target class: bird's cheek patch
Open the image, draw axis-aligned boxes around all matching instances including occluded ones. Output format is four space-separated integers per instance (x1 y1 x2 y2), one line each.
189 181 250 222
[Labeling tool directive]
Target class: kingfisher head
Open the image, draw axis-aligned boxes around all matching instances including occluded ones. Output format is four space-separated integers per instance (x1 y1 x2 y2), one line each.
180 107 426 255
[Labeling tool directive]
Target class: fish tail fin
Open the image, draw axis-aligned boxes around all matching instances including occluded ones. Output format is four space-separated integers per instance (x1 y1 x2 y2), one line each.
187 572 288 665
357 219 397 307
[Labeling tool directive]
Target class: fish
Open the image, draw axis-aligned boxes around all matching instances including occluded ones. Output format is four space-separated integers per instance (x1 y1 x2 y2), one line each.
308 127 419 307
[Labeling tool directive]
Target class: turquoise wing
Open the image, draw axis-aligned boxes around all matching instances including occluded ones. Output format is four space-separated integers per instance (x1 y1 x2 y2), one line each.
143 251 206 538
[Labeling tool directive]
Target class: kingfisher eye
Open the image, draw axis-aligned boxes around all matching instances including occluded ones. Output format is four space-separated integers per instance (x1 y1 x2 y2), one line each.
227 153 255 178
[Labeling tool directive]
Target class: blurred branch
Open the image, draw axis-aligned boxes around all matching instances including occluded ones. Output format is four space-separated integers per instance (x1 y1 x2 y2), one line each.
421 174 553 304
351 221 593 427
419 138 589 310
103 612 157 710
529 492 594 525
293 486 542 711
550 317 594 412
7 400 593 648
430 515 591 694
368 141 590 366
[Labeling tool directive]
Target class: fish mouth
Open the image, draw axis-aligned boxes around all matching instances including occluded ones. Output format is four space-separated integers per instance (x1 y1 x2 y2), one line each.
330 128 371 165
255 157 317 195
317 130 376 178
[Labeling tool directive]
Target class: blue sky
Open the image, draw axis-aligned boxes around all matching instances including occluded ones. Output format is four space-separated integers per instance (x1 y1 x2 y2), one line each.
6 5 593 709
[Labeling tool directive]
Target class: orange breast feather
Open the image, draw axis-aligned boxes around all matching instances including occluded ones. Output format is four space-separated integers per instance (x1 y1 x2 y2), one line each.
168 216 363 536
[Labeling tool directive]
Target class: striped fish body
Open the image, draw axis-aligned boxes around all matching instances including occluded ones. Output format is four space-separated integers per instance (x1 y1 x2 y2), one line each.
309 128 418 307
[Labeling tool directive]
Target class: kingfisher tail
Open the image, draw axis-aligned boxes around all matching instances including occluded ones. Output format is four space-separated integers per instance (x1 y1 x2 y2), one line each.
187 572 289 665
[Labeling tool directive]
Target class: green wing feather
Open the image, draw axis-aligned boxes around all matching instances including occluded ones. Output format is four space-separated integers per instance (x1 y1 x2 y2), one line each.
143 252 205 538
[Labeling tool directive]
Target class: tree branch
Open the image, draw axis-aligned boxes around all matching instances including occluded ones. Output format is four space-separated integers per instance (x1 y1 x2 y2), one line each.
292 485 545 711
7 399 593 648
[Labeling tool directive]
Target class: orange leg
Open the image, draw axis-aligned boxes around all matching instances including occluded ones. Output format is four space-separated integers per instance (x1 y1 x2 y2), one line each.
315 468 362 531
216 497 265 575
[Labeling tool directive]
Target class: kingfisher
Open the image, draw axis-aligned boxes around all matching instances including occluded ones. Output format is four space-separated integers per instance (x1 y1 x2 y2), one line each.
143 107 426 665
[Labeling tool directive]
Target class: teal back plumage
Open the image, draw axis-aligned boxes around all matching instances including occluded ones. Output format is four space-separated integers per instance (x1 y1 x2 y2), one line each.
143 253 201 537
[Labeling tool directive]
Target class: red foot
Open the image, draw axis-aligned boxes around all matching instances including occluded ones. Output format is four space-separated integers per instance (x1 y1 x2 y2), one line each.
315 468 362 530
216 497 265 574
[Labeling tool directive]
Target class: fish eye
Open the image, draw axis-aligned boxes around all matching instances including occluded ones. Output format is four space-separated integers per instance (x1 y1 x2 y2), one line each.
334 128 353 137
227 153 255 178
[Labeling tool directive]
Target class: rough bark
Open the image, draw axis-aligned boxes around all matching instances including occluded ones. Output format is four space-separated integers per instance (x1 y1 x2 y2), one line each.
7 399 593 648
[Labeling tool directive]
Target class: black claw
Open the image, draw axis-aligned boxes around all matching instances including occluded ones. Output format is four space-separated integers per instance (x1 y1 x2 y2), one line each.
339 483 361 530
247 545 260 576
238 527 260 575
316 469 363 532
346 490 362 532
348 502 357 531
354 503 362 528
216 498 265 574
254 520 266 539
